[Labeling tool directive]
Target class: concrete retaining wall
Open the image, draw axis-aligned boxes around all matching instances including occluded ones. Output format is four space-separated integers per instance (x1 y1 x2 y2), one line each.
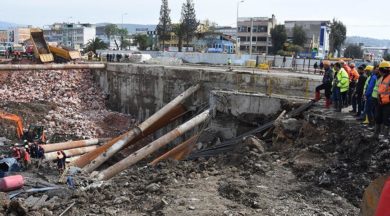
94 63 321 121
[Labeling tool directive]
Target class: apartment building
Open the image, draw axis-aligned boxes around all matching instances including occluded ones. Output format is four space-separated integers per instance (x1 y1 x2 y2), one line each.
237 15 276 54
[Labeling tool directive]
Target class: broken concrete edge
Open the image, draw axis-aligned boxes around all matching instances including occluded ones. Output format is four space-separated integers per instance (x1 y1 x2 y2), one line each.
96 109 211 181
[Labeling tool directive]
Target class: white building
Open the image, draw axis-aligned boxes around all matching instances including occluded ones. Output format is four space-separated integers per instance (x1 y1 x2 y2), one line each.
7 27 31 44
43 23 96 50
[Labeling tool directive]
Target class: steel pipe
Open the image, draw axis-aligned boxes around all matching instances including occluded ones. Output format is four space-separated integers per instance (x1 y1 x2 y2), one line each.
0 64 105 71
82 84 200 172
44 146 98 161
73 104 186 168
41 139 99 153
97 109 210 181
150 134 199 166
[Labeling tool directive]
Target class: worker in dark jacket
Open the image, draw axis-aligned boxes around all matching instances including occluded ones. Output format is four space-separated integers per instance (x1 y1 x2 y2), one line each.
351 65 367 116
314 60 333 108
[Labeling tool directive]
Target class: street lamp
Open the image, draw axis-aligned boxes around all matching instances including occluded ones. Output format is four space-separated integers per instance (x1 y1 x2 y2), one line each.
236 0 245 54
236 0 245 27
121 13 128 29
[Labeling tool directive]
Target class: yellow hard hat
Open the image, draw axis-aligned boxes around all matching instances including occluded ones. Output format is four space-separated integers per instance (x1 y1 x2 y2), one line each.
379 61 390 69
365 65 374 71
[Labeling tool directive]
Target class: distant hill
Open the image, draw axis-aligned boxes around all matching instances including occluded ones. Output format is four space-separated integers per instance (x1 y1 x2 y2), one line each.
0 21 21 30
347 36 390 47
96 23 156 34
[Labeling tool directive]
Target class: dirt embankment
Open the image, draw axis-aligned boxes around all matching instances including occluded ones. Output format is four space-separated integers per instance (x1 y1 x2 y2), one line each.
0 69 134 140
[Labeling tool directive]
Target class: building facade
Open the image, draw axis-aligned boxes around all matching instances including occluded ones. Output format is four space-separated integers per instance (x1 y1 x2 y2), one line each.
285 20 331 58
0 30 7 43
237 15 276 54
192 33 235 54
215 26 237 39
7 27 31 44
43 23 96 50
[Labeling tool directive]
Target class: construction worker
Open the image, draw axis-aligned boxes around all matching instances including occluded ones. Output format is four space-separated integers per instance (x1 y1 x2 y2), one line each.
372 61 390 139
11 144 21 161
347 63 360 105
362 65 378 124
314 60 333 108
358 65 374 120
351 65 367 116
341 61 352 106
56 151 66 174
332 62 350 112
19 147 31 170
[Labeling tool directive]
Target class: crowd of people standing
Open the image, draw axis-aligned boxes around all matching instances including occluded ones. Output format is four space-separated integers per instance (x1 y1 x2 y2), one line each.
315 60 390 139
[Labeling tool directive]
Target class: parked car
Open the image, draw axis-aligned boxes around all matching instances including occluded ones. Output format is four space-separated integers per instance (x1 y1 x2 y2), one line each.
0 46 6 56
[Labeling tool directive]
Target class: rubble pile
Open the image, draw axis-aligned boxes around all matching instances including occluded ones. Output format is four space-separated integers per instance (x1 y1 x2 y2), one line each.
0 69 133 138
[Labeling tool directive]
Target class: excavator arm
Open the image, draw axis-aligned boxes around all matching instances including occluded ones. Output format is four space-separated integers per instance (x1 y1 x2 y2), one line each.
0 112 24 139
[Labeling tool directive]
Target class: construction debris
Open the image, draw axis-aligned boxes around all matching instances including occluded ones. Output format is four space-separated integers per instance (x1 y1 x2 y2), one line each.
0 69 133 138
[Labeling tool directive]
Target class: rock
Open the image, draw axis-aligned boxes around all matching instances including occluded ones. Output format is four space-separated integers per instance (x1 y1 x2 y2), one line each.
7 200 28 216
145 183 160 193
188 206 195 210
244 136 266 154
42 208 53 216
0 192 10 209
281 118 302 133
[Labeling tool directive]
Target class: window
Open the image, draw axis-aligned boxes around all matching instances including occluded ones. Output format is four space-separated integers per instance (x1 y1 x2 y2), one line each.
239 36 247 42
252 37 257 42
238 26 248 32
255 26 268 33
257 37 267 42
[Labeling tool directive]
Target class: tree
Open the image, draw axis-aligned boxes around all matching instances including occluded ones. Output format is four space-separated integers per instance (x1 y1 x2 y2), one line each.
104 24 119 41
270 25 287 54
344 44 363 59
292 25 306 47
104 24 120 49
173 23 184 52
180 0 199 48
330 19 347 55
156 0 172 50
84 38 108 54
384 54 390 61
118 28 130 50
134 34 149 50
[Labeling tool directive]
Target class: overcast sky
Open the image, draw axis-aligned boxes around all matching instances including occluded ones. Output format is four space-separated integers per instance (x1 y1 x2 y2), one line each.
1 0 389 39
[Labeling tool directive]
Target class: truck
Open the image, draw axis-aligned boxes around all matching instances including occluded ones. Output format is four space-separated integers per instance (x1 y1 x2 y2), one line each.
48 45 81 63
29 28 54 63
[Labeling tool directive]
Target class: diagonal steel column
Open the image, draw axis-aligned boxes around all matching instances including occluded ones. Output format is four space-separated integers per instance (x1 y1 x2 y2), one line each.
97 109 210 181
82 84 200 172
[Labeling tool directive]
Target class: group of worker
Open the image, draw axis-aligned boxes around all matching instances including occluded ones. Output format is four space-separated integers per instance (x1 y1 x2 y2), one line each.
10 141 68 173
315 60 390 139
10 140 44 170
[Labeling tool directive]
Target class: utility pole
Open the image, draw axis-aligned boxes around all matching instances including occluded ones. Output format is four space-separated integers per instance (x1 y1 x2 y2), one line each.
249 18 253 55
121 13 128 29
236 0 245 54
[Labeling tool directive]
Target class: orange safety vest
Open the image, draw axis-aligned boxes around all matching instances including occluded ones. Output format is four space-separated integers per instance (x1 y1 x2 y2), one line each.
378 74 390 105
350 68 360 82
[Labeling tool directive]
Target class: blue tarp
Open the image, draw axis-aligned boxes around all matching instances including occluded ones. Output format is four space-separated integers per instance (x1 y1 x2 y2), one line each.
0 158 21 173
